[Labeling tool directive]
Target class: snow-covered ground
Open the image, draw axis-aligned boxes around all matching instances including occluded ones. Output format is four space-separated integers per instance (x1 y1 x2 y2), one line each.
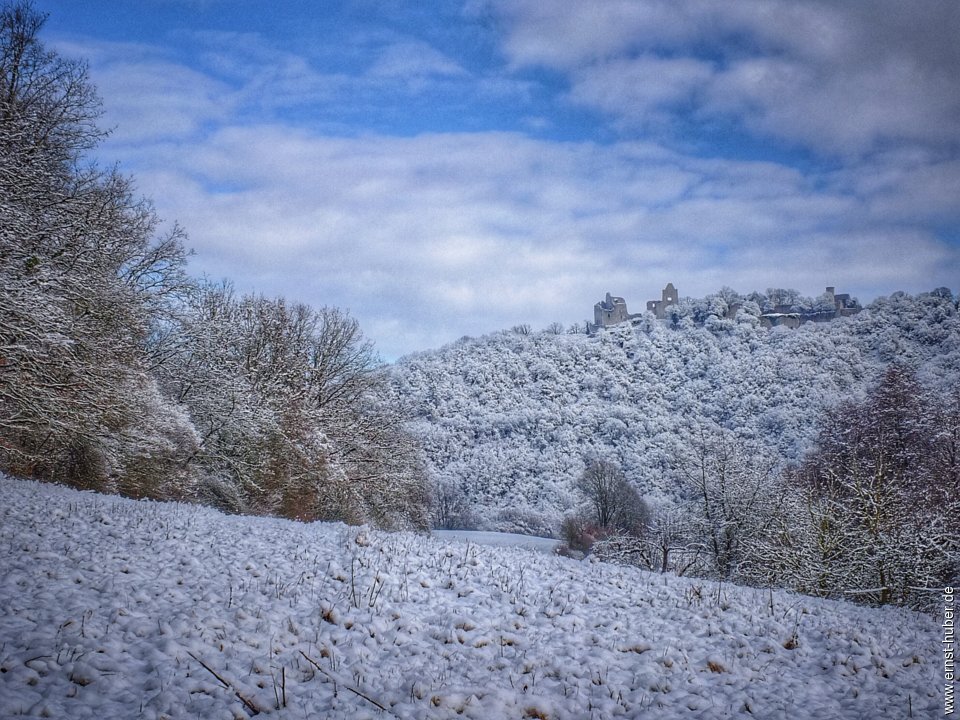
432 530 559 555
0 476 941 719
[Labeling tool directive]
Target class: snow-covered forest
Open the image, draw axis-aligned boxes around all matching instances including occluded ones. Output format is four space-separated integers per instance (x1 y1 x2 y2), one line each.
0 3 428 530
391 290 960 608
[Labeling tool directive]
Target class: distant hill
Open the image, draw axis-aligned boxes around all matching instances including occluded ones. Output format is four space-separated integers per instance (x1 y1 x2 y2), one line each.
390 289 959 535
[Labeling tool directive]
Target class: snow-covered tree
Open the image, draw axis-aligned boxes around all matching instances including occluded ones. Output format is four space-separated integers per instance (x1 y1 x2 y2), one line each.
431 478 477 529
574 458 648 534
0 1 192 494
746 366 960 608
674 423 777 578
152 284 429 528
1 4 429 529
644 505 704 575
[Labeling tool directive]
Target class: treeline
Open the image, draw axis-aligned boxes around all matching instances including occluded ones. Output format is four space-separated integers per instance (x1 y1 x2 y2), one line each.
751 365 960 606
571 366 959 609
0 2 428 529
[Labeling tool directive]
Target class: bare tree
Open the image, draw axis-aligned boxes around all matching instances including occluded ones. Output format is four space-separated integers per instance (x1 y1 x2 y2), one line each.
675 423 775 578
153 284 430 528
575 459 648 534
646 506 704 575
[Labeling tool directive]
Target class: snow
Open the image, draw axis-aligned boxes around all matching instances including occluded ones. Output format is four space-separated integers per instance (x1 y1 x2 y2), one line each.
0 476 942 718
432 530 559 554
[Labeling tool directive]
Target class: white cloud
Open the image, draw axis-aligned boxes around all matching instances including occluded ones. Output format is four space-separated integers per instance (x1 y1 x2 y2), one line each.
52 39 236 143
705 53 960 155
486 0 960 155
50 13 960 359
368 41 467 78
68 31 480 148
112 124 958 358
568 55 714 125
487 0 701 68
97 60 235 143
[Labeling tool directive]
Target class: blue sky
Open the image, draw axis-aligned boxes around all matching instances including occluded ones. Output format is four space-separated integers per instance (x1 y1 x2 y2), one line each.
35 0 960 359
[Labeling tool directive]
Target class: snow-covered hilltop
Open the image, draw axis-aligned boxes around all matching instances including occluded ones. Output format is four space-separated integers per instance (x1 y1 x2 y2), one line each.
0 477 941 718
390 289 960 534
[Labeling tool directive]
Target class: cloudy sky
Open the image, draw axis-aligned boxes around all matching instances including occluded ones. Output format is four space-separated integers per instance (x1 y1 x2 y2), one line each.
36 0 960 359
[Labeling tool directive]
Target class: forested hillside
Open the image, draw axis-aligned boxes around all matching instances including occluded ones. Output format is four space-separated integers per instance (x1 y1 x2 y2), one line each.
391 288 959 530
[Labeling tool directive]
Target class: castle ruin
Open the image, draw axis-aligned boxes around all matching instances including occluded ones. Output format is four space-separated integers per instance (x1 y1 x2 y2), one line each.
590 284 860 331
593 292 635 328
759 286 861 328
646 283 679 319
590 286 675 331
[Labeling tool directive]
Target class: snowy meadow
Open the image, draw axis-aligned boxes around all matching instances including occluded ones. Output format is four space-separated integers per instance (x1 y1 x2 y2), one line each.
0 476 941 719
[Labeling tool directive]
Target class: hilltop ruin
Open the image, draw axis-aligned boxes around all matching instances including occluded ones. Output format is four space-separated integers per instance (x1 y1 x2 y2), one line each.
591 284 861 331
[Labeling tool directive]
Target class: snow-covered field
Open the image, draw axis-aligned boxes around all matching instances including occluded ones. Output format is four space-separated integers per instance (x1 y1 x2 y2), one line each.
432 530 559 555
0 476 941 719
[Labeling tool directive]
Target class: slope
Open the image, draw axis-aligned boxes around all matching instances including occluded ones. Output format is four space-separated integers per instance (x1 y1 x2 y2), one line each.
0 476 941 718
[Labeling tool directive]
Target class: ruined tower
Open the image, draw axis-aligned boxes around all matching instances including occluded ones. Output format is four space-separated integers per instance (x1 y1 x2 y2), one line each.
646 283 679 319
594 292 631 328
